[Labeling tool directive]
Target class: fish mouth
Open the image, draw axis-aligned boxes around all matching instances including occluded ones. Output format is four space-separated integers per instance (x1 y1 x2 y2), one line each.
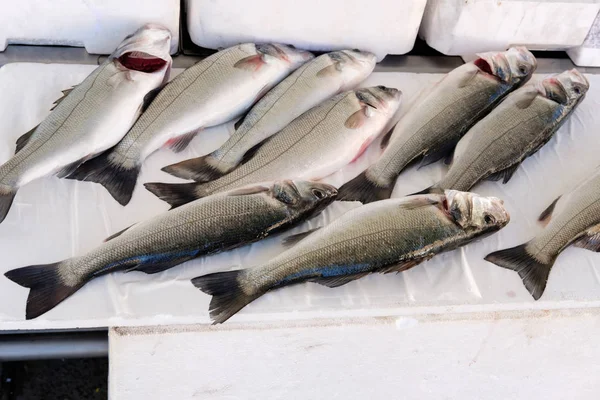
117 51 169 73
474 58 494 76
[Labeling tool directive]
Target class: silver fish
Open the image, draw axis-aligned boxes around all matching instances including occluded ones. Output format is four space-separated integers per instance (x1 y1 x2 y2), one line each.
0 24 173 223
67 43 314 206
193 190 510 324
4 180 337 319
423 69 588 193
145 86 402 209
162 50 377 182
337 47 537 203
486 167 600 300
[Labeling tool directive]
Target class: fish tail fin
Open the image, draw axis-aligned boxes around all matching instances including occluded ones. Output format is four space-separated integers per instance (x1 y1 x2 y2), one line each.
161 154 229 183
4 261 84 319
67 152 140 206
0 184 17 224
337 172 393 204
191 270 259 324
144 181 203 209
485 244 554 300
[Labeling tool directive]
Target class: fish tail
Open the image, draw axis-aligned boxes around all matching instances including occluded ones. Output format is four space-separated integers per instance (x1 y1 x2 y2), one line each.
191 270 260 324
144 181 203 209
67 152 140 206
0 183 17 224
161 154 229 183
337 172 393 204
4 261 84 319
485 243 555 300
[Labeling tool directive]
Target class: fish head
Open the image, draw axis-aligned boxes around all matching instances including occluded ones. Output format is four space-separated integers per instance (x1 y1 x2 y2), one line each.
539 69 589 106
445 190 510 233
475 47 537 86
256 44 314 69
271 180 338 220
328 50 377 90
110 23 173 83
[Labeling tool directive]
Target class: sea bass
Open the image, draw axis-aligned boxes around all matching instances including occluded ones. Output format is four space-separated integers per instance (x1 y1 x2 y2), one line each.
337 47 537 203
420 69 588 193
486 168 600 300
4 180 337 319
67 43 314 205
162 50 377 182
145 86 401 209
0 24 173 224
193 190 509 324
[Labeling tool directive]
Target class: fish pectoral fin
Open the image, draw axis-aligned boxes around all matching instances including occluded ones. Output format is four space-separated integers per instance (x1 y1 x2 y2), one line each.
316 63 342 78
233 55 266 72
141 85 164 113
309 272 369 288
165 130 201 153
514 87 539 109
345 108 369 129
419 143 456 169
538 196 561 226
485 163 520 184
396 196 442 211
56 156 91 179
282 228 321 247
572 225 600 252
104 224 134 242
456 67 479 88
15 124 39 153
50 86 75 111
227 185 270 197
379 123 397 150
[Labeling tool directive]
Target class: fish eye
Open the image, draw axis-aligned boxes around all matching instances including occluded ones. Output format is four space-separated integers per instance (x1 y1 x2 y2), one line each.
518 65 527 74
484 214 495 224
377 85 386 90
574 86 581 95
312 189 325 199
352 48 361 52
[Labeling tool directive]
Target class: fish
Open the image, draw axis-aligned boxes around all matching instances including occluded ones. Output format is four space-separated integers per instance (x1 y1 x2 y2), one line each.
192 190 510 324
66 43 314 206
0 24 173 224
418 69 589 194
4 180 337 319
337 47 537 204
162 50 377 182
145 86 402 209
485 168 600 300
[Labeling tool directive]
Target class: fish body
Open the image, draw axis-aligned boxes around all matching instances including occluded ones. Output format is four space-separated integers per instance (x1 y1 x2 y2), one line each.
0 24 173 223
145 86 402 208
430 69 589 192
193 190 509 323
162 50 377 182
337 47 537 203
68 43 314 205
4 180 337 319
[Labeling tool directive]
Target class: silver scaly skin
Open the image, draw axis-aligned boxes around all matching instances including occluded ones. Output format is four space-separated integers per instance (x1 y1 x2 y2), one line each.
162 50 377 182
67 43 314 206
0 24 173 223
337 47 537 203
193 190 509 324
145 86 402 209
4 180 337 320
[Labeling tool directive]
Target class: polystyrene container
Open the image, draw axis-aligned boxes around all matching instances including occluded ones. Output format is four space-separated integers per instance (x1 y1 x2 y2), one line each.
0 0 180 54
568 11 600 66
185 0 428 61
420 0 600 55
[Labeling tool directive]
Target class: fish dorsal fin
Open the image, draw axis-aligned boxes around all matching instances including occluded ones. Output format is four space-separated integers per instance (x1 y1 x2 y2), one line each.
485 163 520 184
572 224 600 252
282 228 321 247
538 196 561 226
164 129 201 153
15 124 39 153
50 86 75 111
104 224 134 242
227 185 270 196
141 86 163 113
309 272 369 288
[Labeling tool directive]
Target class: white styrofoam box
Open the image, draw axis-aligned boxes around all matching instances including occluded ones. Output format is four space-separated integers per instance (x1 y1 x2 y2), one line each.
185 0 428 61
568 10 600 66
420 0 600 55
0 0 180 54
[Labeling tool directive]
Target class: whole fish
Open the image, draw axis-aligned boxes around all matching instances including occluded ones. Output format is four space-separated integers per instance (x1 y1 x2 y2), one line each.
4 180 337 319
193 190 510 324
419 69 588 193
337 47 537 203
0 24 173 223
486 168 600 300
145 86 401 209
162 50 377 182
67 43 314 206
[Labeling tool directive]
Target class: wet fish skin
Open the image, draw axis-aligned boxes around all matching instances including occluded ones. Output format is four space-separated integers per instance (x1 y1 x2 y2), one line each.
429 69 589 193
145 86 402 209
66 43 314 206
337 47 537 204
193 190 510 324
4 180 338 320
0 24 173 224
162 49 377 182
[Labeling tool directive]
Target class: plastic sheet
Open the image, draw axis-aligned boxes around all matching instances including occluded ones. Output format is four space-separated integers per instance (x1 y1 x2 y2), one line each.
1 62 600 330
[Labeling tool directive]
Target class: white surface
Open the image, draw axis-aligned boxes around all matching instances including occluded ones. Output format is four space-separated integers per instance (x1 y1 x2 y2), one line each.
109 310 600 399
1 63 600 330
0 0 180 54
420 0 600 55
185 0 427 61
568 11 600 66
